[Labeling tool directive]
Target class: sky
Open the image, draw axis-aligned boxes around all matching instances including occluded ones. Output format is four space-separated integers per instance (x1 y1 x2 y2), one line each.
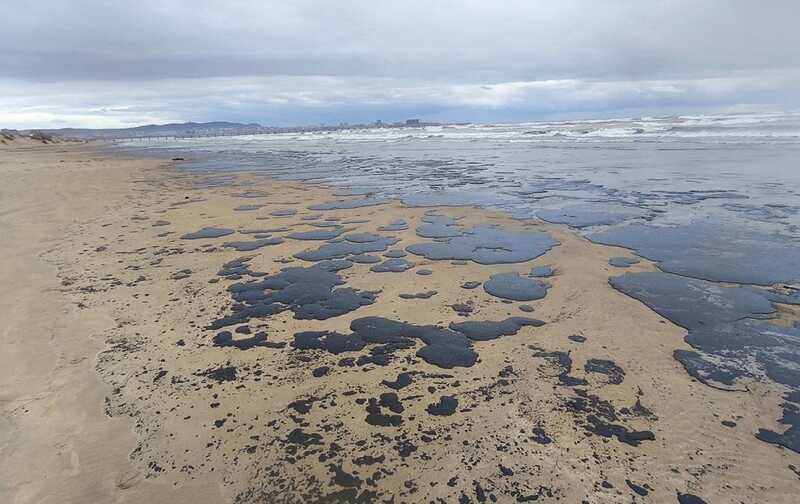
1 0 799 129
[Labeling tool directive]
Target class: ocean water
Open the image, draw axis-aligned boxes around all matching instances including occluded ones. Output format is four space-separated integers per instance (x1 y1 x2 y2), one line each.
118 111 800 236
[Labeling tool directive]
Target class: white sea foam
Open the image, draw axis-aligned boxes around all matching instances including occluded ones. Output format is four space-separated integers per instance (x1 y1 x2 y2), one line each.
117 112 800 148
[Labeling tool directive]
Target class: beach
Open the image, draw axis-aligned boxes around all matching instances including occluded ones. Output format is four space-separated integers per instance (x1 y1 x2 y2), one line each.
1 137 799 503
0 141 224 503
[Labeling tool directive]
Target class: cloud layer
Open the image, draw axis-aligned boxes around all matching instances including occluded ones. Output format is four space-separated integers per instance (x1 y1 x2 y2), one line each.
2 1 799 128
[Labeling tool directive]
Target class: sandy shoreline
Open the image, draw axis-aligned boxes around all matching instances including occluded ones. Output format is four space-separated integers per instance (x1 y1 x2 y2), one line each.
1 141 798 503
0 142 224 503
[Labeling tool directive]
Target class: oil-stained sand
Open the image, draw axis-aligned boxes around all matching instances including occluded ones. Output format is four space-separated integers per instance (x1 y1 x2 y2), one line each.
2 142 800 503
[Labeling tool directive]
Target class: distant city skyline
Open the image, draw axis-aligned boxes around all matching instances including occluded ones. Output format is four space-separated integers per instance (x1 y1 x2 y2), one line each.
2 1 799 129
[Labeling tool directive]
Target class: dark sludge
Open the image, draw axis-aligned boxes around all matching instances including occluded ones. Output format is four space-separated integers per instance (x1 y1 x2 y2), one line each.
208 261 375 330
448 317 544 341
348 253 382 264
270 209 297 216
286 228 348 240
181 226 235 239
538 203 649 228
370 258 415 273
567 389 656 447
213 330 286 350
415 213 463 239
290 316 546 369
483 272 549 301
378 219 409 232
382 372 414 390
531 348 587 387
308 197 389 211
384 249 407 258
530 265 555 278
427 395 458 416
406 225 559 264
345 232 386 243
677 491 709 504
610 271 800 452
365 392 404 427
294 236 400 261
233 204 265 211
222 237 285 251
591 222 800 285
399 291 437 299
608 256 640 268
584 358 625 385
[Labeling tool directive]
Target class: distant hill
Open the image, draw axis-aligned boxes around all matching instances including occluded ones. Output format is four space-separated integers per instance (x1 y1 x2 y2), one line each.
38 121 264 139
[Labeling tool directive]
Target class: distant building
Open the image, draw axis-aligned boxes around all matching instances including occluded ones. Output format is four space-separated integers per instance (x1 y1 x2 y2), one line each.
405 119 420 126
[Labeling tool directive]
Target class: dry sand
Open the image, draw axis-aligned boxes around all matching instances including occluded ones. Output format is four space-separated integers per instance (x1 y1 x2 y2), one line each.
1 140 798 503
0 141 224 503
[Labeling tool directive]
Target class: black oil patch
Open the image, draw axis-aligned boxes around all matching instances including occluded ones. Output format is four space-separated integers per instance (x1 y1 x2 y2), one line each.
483 272 550 301
608 256 640 268
584 359 625 385
209 262 377 329
427 396 458 416
538 203 649 228
399 291 438 299
611 271 800 452
270 209 297 216
308 197 389 210
378 219 409 231
370 258 416 273
592 223 800 285
223 237 285 251
181 227 235 239
530 265 555 278
406 225 558 264
290 316 545 369
286 228 348 240
295 236 401 262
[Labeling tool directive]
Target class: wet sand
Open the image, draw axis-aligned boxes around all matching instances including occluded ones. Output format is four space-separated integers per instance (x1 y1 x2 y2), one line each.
1 141 799 503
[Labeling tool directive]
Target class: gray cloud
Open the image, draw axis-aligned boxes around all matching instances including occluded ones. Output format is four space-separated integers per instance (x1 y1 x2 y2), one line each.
2 1 799 127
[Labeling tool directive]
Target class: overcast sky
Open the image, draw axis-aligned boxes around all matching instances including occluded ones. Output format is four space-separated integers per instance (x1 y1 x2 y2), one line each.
2 0 799 129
